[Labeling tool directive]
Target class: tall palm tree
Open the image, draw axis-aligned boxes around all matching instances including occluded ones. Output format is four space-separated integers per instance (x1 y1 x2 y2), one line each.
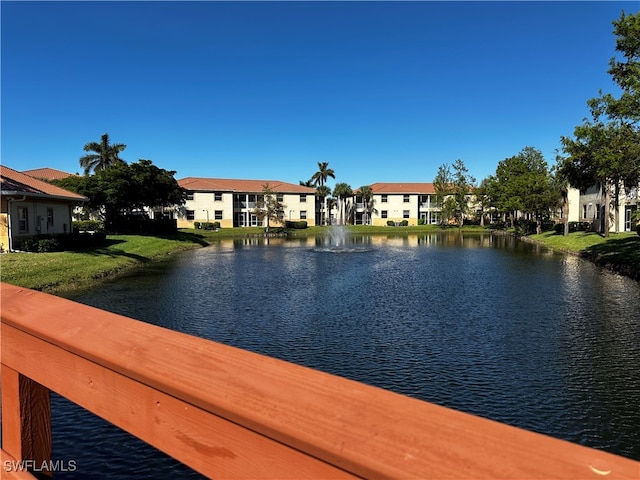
80 133 127 175
358 185 374 225
333 182 353 225
315 185 331 226
311 162 335 226
310 162 335 188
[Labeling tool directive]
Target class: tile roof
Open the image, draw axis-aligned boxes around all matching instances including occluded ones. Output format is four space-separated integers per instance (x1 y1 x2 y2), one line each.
179 177 316 194
22 167 75 181
1 165 88 201
369 182 436 194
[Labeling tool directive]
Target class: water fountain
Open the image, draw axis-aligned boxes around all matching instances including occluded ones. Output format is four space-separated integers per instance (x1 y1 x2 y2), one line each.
316 225 370 253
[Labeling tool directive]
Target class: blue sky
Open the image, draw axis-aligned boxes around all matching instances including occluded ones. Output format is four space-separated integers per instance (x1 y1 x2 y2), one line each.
2 1 636 190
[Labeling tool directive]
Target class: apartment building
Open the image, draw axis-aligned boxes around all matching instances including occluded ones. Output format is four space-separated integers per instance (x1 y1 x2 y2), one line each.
354 183 441 226
177 177 317 228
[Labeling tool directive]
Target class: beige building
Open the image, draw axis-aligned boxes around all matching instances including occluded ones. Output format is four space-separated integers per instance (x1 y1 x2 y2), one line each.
1 166 87 251
177 177 318 228
354 183 441 226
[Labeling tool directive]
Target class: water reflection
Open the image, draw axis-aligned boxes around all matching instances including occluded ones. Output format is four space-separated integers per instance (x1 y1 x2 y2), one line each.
58 232 640 478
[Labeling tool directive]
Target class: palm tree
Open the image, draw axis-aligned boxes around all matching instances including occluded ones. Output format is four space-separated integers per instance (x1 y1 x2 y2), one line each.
358 185 374 225
315 185 331 226
310 162 335 188
311 162 335 226
80 133 127 175
333 182 353 225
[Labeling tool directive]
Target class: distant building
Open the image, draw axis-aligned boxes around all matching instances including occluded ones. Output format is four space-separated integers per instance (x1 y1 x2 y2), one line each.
1 166 87 251
177 177 318 228
354 183 440 226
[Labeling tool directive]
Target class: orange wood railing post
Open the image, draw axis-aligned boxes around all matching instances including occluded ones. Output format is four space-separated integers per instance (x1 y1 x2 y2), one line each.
1 364 52 479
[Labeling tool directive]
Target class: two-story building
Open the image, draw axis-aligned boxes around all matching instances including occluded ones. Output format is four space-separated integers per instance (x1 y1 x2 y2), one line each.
177 177 317 228
354 183 441 226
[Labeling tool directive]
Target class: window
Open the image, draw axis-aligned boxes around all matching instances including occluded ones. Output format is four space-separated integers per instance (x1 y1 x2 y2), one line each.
186 210 195 220
403 210 410 218
186 192 194 201
300 210 307 220
300 194 307 203
214 210 223 220
381 210 388 219
277 194 284 202
47 208 54 227
381 195 388 203
403 195 410 203
214 193 222 201
582 205 587 219
18 207 28 233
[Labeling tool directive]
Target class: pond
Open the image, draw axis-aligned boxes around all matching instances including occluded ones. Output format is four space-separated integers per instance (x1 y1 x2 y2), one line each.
52 231 640 478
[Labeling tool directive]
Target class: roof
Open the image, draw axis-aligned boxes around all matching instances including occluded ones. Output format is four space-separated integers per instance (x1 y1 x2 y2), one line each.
1 165 88 201
179 177 316 194
22 167 75 181
369 182 436 194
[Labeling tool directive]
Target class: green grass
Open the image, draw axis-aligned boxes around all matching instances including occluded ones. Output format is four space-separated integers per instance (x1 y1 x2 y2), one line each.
530 230 640 279
0 232 210 296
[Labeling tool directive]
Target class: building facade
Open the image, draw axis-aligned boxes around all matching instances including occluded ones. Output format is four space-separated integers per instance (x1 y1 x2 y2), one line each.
1 166 88 251
177 178 318 228
353 183 441 226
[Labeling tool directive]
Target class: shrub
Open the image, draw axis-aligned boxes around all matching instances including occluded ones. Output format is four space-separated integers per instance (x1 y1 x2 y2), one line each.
37 238 60 252
418 218 425 225
637 224 640 237
387 220 395 226
201 222 220 230
285 220 307 229
400 220 409 226
73 220 104 233
193 221 201 229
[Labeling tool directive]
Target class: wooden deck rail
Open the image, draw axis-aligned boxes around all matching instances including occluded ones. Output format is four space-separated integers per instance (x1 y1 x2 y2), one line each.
1 283 639 479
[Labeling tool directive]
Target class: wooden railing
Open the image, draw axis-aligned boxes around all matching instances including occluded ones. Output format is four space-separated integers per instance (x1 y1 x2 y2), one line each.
1 282 639 479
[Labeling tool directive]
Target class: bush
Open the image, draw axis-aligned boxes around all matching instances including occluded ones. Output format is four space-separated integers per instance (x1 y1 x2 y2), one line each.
193 221 201 229
73 220 104 233
637 224 640 237
387 220 395 226
37 238 60 252
285 220 308 229
18 233 107 252
418 218 425 225
401 220 409 226
203 221 220 230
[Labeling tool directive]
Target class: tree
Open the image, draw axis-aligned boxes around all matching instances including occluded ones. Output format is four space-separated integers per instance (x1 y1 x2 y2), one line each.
558 12 640 236
487 147 561 232
473 178 493 227
80 133 127 175
451 159 476 228
357 185 375 225
310 162 336 226
54 159 186 232
315 185 331 226
332 182 353 225
310 162 335 188
252 184 285 232
433 163 453 226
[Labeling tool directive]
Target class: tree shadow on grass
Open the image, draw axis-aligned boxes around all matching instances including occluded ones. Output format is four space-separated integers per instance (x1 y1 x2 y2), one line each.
581 235 640 280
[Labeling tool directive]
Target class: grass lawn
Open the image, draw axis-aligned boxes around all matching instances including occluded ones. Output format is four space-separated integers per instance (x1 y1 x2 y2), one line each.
530 230 640 279
0 232 210 296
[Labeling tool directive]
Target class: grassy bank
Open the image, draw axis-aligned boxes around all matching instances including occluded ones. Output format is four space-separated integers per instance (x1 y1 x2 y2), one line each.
0 232 210 296
529 230 640 280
